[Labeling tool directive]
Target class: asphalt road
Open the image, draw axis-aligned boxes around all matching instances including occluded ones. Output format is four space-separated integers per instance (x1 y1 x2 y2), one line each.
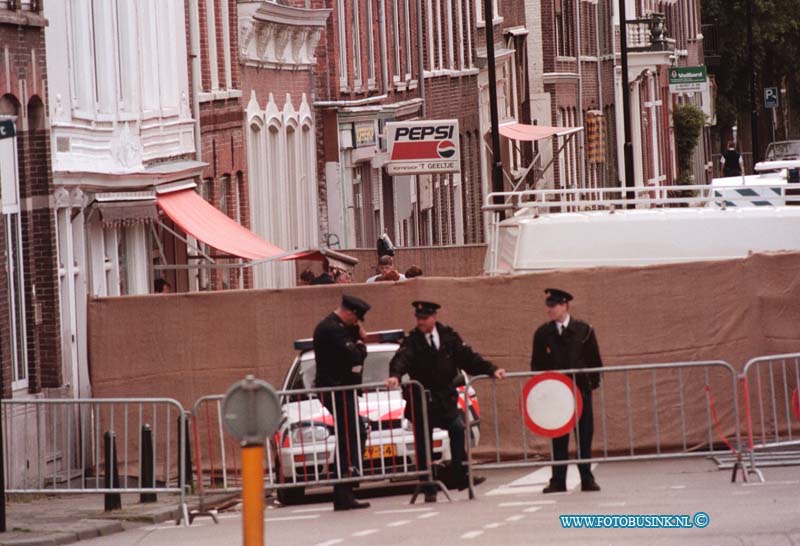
80 458 800 546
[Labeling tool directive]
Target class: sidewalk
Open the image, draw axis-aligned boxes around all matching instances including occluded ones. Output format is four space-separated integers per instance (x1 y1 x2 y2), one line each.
0 492 238 546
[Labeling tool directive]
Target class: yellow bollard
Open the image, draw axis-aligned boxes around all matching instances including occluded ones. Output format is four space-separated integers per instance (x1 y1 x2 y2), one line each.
242 445 264 546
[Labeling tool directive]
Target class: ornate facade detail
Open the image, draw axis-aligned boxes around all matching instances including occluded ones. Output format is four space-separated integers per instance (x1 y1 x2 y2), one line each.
111 123 143 171
238 1 330 69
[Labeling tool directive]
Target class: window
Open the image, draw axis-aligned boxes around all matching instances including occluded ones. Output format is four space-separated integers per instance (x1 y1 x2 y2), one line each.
446 0 455 69
337 0 348 88
353 0 363 88
392 0 401 81
366 0 376 87
403 0 413 79
205 0 219 90
555 0 576 57
0 130 28 390
475 0 500 25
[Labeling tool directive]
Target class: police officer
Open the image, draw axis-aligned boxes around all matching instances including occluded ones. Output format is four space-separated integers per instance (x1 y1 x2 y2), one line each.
313 294 371 511
385 301 506 502
531 288 602 493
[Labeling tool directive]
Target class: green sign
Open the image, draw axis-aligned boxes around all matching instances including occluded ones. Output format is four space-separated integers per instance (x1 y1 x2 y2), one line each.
0 119 15 140
668 66 708 92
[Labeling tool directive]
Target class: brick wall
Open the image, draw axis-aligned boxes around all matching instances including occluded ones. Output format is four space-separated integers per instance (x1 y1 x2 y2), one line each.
295 244 488 282
0 7 61 396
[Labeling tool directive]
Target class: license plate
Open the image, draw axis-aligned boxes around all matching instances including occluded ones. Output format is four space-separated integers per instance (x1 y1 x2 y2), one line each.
363 444 397 460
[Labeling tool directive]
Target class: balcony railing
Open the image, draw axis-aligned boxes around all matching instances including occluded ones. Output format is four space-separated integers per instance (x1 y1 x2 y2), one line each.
626 13 673 52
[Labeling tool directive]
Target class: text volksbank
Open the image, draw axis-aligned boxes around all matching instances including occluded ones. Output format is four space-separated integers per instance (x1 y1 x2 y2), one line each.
560 512 710 529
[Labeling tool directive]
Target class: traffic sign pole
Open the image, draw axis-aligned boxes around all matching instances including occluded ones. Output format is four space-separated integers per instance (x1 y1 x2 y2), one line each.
221 375 281 546
242 445 265 546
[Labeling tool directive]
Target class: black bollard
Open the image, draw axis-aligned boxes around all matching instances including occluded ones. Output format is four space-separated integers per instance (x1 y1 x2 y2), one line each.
140 425 157 503
177 413 193 492
104 431 122 511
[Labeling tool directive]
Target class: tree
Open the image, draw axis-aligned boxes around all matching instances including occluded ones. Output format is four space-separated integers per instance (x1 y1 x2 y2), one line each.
673 104 706 184
702 0 800 145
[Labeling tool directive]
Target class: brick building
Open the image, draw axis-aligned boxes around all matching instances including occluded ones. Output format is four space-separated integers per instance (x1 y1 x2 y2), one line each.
0 1 61 401
238 0 330 288
531 0 708 192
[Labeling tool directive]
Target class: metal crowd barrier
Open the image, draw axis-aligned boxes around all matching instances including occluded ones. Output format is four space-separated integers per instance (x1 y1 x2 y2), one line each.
190 381 442 517
464 361 741 493
1 398 189 525
739 353 800 482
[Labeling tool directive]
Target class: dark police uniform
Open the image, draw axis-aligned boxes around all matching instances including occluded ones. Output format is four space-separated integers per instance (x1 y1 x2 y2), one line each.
530 289 602 492
389 302 497 496
313 295 370 510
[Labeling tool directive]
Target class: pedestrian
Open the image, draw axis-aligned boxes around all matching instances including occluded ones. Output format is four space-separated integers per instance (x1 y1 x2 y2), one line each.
404 265 423 278
298 268 316 285
311 258 335 285
375 269 401 282
154 278 172 293
313 294 372 511
366 255 406 283
334 268 353 284
720 140 744 177
530 288 602 493
385 301 506 502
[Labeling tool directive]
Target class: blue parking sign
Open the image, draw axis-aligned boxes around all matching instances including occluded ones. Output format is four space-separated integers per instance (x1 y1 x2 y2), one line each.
765 87 779 109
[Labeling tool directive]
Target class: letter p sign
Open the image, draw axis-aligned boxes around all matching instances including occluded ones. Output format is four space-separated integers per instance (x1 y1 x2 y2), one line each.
765 87 779 109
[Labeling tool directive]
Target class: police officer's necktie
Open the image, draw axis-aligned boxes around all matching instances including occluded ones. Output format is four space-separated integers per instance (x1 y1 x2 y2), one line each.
428 333 437 351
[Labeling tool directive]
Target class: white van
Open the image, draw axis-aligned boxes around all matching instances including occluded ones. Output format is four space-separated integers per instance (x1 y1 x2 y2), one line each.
483 177 800 275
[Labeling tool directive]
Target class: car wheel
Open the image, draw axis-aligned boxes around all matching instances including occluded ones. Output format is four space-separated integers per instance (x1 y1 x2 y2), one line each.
277 486 306 505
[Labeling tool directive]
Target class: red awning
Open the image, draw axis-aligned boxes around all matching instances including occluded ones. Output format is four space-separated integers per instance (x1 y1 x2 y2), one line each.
499 123 582 142
157 189 286 260
279 248 359 269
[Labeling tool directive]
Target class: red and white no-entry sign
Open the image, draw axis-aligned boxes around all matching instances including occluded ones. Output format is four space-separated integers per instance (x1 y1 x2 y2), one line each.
522 372 583 438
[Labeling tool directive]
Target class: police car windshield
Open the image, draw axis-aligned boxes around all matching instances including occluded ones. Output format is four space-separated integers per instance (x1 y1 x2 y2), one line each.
297 350 395 390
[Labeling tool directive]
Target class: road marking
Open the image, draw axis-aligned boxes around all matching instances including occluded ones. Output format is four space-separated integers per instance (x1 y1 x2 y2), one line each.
598 501 627 507
292 506 333 513
417 512 438 519
265 515 320 522
742 480 800 487
505 515 526 522
670 485 686 489
523 506 542 513
486 464 597 496
461 531 484 539
352 529 379 537
484 522 505 529
387 520 411 527
505 467 551 487
314 540 343 546
375 507 434 514
216 513 240 520
498 500 556 507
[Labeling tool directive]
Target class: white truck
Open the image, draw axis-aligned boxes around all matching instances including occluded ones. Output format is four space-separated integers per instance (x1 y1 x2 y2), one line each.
484 162 800 275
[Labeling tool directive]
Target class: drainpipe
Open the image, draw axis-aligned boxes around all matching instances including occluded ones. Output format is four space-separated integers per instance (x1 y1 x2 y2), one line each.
416 0 426 116
188 0 202 162
575 0 585 189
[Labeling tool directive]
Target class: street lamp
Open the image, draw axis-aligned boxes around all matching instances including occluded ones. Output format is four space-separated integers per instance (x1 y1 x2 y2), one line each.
618 0 635 196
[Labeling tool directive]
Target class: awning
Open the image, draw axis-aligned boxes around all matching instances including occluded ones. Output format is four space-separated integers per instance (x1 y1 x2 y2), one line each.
499 123 583 142
157 189 286 260
92 191 158 227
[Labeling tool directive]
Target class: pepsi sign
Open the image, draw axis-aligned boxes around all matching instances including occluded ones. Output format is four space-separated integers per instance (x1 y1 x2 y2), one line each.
386 120 460 175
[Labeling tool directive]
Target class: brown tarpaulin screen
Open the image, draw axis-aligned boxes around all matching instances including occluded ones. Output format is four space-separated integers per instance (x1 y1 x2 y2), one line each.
88 252 800 455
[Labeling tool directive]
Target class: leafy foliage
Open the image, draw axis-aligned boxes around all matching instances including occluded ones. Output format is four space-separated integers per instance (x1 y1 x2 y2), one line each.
702 0 800 137
673 104 706 184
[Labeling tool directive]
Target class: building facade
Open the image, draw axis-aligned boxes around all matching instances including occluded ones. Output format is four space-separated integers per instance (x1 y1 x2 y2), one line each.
0 0 62 400
239 0 329 288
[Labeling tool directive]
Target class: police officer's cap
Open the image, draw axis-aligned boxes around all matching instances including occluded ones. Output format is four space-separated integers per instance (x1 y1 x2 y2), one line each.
545 288 573 306
342 294 371 321
412 300 440 317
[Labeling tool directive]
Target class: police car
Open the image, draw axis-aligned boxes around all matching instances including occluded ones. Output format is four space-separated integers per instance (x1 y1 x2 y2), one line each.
272 329 481 505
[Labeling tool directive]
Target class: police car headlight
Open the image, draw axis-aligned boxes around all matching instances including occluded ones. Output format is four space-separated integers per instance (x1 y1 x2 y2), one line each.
291 425 330 444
